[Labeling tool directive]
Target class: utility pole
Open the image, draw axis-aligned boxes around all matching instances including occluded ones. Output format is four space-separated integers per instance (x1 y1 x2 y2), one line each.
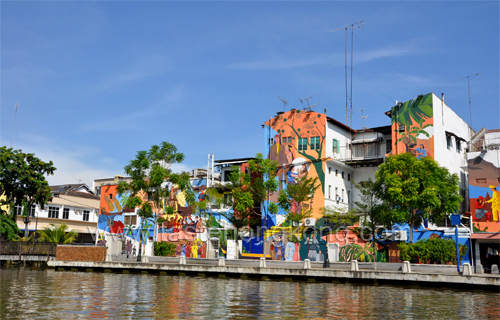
452 72 481 129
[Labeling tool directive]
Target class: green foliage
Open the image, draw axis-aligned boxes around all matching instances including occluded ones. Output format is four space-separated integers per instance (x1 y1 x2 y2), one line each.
0 147 56 238
398 238 467 264
154 241 177 257
216 153 280 231
320 207 359 232
37 223 78 243
117 142 191 240
375 153 462 242
0 206 21 240
279 176 321 225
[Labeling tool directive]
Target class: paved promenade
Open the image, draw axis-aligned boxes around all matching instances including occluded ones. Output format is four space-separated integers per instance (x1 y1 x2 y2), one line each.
48 255 500 292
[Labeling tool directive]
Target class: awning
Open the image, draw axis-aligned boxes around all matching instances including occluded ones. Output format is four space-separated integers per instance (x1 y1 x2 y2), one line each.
351 137 380 145
471 233 500 240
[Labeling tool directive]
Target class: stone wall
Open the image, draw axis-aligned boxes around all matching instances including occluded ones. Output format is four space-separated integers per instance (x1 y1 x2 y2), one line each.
56 245 106 262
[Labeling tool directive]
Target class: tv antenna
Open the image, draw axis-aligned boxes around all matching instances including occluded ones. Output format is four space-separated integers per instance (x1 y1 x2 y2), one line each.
360 108 369 129
278 96 288 112
75 178 83 184
10 103 19 147
299 94 321 111
452 72 481 129
328 20 364 128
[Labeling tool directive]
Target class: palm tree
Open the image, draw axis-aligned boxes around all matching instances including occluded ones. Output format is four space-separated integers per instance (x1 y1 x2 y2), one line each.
37 223 78 243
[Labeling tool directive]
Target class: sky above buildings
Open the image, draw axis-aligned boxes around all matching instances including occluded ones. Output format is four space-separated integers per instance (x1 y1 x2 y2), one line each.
1 1 499 187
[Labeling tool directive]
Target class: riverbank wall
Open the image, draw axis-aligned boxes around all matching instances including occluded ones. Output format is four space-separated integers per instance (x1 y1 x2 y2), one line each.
47 258 500 292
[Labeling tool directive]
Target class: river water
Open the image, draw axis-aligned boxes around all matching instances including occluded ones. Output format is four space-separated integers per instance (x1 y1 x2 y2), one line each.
0 267 498 319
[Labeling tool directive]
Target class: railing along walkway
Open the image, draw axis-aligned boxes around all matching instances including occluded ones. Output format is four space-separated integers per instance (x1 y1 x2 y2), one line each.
0 241 57 261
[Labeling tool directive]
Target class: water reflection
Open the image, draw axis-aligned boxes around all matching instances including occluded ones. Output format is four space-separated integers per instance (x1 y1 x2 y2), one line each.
0 268 498 319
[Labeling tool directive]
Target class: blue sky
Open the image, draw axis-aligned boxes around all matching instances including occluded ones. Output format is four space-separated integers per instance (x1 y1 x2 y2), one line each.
1 1 499 186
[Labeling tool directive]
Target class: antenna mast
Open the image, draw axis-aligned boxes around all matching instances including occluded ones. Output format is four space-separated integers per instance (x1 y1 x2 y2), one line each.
452 72 481 129
328 20 364 127
278 96 288 112
299 94 321 111
10 103 19 147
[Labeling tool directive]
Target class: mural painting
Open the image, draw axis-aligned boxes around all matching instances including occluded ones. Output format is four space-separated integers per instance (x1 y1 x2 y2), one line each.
390 93 434 159
467 150 500 232
263 109 327 225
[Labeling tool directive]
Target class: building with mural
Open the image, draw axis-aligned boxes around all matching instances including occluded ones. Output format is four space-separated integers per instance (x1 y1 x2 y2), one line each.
467 129 500 273
250 93 475 263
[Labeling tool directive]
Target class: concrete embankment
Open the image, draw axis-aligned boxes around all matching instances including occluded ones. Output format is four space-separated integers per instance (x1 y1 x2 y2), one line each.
47 258 500 292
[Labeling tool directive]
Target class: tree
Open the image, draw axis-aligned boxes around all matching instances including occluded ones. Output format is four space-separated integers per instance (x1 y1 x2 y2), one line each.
374 153 462 243
0 147 56 239
278 175 321 227
215 154 280 258
117 142 193 260
353 178 391 261
37 223 78 243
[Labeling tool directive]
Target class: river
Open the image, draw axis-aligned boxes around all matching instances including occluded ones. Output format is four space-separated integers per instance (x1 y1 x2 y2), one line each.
0 267 498 319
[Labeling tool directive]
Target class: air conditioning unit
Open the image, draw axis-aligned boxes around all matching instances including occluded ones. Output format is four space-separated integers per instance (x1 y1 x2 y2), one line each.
304 218 316 227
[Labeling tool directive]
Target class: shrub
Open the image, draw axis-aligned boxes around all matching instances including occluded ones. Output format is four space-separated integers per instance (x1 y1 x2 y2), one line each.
154 242 177 257
398 238 467 264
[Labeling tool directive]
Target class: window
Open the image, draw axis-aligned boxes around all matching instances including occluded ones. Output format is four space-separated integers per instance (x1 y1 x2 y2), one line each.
63 208 70 219
310 136 320 150
342 171 345 179
456 140 462 153
83 210 90 221
348 173 351 181
148 192 154 202
107 219 114 227
446 135 452 149
386 139 392 153
109 194 113 200
335 187 338 200
124 215 137 225
298 138 308 151
96 187 101 196
328 185 331 199
341 189 344 202
332 139 340 154
48 207 59 219
15 205 23 216
287 137 292 143
223 170 232 182
351 143 380 158
347 191 351 205
29 205 35 217
335 169 338 177
328 167 332 174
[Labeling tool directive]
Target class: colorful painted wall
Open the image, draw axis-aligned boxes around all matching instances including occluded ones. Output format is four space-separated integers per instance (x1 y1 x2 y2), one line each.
263 109 327 223
467 149 500 232
390 93 434 159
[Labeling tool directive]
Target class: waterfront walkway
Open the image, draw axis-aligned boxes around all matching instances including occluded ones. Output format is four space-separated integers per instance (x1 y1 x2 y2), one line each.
48 256 500 292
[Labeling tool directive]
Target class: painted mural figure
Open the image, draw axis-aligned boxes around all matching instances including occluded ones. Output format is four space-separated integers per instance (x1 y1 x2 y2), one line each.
415 144 427 159
285 241 295 261
487 185 500 221
176 243 182 257
181 243 187 257
192 243 199 258
475 196 489 220
276 236 284 260
270 239 276 260
305 234 319 261
199 242 207 258
294 242 301 261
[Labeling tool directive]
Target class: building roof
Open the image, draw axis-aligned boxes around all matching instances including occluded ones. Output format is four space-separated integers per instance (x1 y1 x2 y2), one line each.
214 157 255 165
326 116 356 133
51 184 95 195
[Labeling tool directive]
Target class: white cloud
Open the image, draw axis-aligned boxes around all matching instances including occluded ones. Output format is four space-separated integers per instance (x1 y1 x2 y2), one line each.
13 134 120 189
